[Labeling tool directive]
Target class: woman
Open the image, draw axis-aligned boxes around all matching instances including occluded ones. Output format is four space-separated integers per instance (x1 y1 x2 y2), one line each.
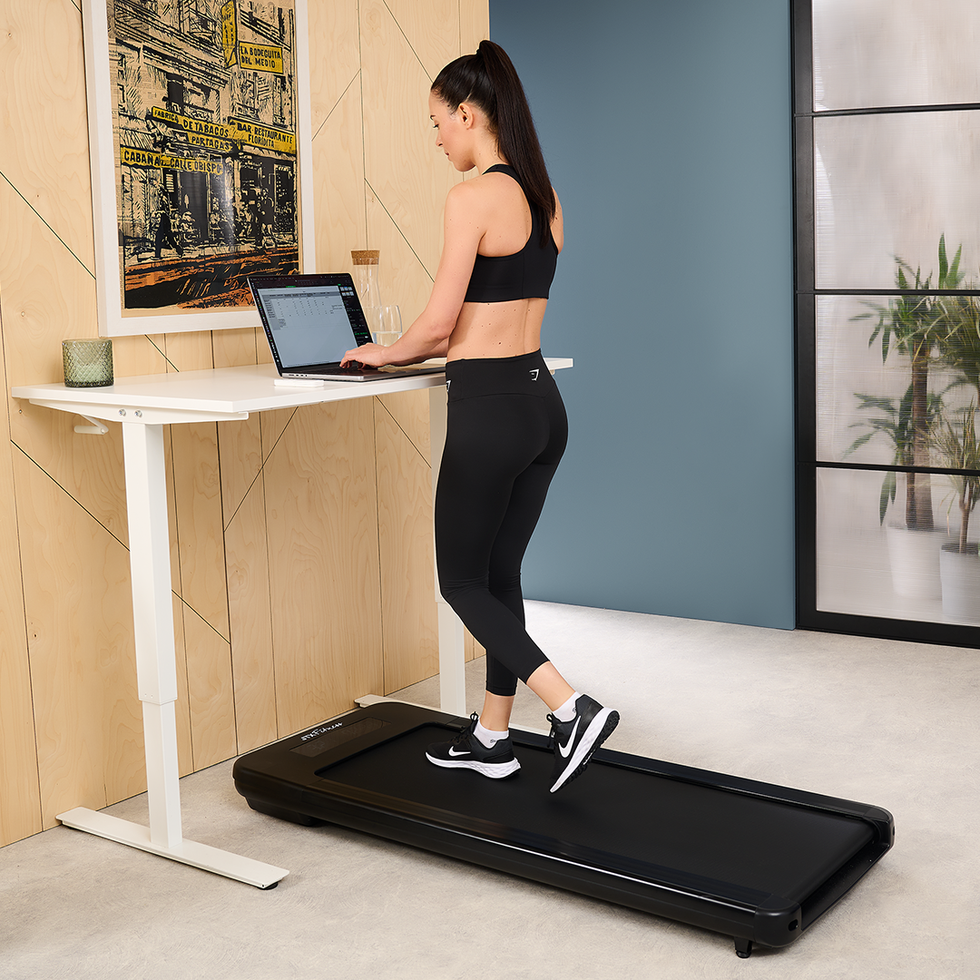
342 41 618 793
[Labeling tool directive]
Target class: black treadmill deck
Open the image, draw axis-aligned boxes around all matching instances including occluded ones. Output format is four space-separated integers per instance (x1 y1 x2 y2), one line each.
233 702 893 957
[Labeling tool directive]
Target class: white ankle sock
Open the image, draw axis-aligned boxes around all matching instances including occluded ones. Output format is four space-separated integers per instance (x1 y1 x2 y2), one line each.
475 720 508 748
553 692 581 723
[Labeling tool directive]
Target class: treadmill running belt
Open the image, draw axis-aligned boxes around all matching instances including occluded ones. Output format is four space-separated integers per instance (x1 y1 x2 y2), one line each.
233 702 894 957
318 723 873 904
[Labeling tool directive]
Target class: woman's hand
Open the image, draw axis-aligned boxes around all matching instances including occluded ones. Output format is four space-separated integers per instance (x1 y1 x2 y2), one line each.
340 343 388 368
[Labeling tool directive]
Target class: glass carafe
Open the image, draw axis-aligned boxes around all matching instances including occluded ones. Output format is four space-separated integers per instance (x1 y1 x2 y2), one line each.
351 249 383 340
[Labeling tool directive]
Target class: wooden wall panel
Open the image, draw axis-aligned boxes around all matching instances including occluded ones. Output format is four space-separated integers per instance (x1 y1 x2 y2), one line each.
212 326 263 371
181 601 236 769
377 389 432 466
311 67 367 273
360 0 458 278
0 182 99 384
0 0 489 848
308 0 362 274
170 421 230 640
385 0 460 81
308 0 361 130
460 0 491 53
0 295 42 843
376 403 439 693
225 477 277 754
261 408 296 462
0 2 95 270
265 401 384 735
170 594 195 778
1 183 126 542
218 413 263 526
14 452 144 828
365 191 434 328
112 335 173 379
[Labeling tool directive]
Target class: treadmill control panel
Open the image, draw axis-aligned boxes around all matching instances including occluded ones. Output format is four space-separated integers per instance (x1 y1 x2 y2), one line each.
291 717 390 758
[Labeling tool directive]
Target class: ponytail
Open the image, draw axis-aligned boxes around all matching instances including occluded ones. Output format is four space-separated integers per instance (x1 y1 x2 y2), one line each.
432 41 556 242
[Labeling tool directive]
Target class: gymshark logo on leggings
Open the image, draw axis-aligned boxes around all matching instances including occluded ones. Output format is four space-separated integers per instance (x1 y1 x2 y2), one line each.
529 369 539 381
446 379 452 391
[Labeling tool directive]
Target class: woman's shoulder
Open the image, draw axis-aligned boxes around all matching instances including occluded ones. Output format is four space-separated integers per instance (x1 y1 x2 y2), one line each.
445 170 517 216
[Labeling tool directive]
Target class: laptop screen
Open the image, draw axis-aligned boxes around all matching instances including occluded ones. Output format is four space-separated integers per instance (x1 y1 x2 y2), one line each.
249 275 371 370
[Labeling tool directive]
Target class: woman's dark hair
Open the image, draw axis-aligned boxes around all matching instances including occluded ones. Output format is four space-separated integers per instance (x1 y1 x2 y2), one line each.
432 40 555 239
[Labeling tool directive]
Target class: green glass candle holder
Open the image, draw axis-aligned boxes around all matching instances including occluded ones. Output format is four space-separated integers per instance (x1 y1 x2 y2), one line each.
63 339 113 387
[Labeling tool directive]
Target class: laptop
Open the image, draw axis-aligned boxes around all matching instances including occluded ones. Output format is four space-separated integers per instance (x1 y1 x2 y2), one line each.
248 273 445 382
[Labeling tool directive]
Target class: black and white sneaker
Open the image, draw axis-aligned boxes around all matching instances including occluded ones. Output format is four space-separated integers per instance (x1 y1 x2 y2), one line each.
426 713 521 779
547 695 619 793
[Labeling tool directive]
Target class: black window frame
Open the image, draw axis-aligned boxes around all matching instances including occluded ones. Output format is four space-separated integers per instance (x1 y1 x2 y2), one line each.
793 0 980 647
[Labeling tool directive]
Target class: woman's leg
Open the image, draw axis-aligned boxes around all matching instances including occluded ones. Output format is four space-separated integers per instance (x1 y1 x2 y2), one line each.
526 662 575 713
435 393 555 697
478 691 515 731
430 357 618 789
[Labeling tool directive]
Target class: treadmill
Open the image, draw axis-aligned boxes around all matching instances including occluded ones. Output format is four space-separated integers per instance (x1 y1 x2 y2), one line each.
233 701 893 958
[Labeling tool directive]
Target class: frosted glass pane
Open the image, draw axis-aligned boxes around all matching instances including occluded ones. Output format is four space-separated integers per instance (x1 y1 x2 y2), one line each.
813 0 980 110
816 468 980 625
815 294 978 467
814 112 980 289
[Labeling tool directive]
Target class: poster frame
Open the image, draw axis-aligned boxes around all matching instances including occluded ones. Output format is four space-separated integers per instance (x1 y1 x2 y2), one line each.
81 0 315 337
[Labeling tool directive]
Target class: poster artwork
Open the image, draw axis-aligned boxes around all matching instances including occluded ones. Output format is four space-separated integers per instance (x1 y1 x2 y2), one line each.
110 0 301 313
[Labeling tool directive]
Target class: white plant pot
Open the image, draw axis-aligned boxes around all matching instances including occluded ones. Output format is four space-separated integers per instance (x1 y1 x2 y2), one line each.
884 524 947 600
939 544 980 623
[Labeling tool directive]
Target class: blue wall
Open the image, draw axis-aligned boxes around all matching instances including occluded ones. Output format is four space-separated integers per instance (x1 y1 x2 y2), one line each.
490 0 796 628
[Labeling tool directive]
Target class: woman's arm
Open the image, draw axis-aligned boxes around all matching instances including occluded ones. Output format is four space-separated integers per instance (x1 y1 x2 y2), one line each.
341 182 486 367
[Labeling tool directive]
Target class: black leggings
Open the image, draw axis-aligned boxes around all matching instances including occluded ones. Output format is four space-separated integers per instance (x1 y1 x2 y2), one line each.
435 350 568 698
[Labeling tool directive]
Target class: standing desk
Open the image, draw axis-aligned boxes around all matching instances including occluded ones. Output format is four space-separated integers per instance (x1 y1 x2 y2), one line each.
12 359 573 887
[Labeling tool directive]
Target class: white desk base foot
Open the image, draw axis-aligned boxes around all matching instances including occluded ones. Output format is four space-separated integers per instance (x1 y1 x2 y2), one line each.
56 808 289 889
355 693 415 708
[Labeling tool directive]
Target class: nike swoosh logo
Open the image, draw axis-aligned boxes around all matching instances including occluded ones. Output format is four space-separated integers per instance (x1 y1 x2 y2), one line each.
558 717 580 758
448 746 470 757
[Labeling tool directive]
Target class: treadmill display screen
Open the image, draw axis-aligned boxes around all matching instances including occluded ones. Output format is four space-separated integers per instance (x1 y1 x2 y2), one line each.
292 717 390 757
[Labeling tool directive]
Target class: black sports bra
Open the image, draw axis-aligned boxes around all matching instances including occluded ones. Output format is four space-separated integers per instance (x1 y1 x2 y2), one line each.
464 164 559 304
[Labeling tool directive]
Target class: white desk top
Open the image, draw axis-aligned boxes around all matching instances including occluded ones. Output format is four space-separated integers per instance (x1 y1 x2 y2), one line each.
12 359 573 426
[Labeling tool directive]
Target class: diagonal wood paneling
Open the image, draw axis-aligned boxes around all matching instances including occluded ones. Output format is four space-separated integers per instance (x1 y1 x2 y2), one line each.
385 0 460 81
218 412 264 530
14 451 144 828
225 471 277 754
375 401 439 693
265 399 384 735
0 0 490 849
308 0 361 130
0 293 42 844
311 61 367 272
0 2 95 271
170 420 230 640
181 600 236 769
360 0 458 278
365 187 435 331
377 389 432 467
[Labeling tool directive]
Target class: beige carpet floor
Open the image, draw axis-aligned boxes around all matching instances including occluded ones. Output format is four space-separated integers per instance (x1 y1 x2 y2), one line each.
1 601 976 979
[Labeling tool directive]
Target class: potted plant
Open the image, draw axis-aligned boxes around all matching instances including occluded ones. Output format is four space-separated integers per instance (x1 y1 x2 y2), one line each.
932 291 980 620
845 385 948 598
848 236 965 596
932 405 980 621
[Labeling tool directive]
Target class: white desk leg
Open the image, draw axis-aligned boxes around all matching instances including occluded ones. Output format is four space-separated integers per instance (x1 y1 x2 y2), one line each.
428 385 467 717
57 422 287 889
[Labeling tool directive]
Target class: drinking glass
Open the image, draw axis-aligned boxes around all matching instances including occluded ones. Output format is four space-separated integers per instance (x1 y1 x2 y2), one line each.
373 305 402 346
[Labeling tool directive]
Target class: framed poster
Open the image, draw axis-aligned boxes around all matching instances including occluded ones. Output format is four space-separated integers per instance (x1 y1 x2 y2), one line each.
82 0 315 336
